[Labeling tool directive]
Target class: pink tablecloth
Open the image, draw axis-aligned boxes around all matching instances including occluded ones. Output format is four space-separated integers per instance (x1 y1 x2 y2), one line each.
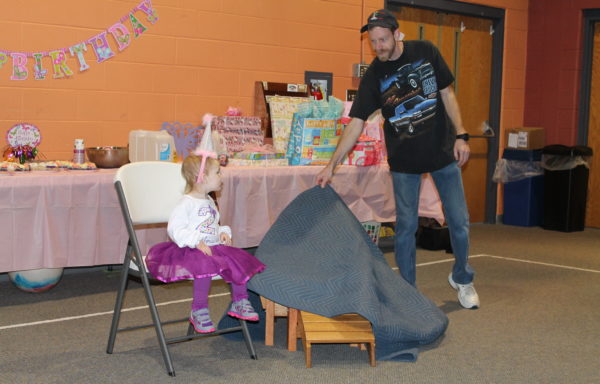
0 165 443 272
0 169 164 273
217 164 444 248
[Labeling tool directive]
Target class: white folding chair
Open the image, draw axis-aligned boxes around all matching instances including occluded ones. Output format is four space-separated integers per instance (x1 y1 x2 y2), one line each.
106 161 256 377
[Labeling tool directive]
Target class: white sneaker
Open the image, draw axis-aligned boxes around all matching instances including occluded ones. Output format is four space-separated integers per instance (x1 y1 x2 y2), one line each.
448 273 480 309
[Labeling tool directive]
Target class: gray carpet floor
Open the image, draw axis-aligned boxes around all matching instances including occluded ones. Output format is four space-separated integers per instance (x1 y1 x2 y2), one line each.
1 224 599 384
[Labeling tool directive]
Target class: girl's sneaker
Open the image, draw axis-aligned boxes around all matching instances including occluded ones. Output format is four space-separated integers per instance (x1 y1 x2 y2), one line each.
227 298 259 321
189 308 216 333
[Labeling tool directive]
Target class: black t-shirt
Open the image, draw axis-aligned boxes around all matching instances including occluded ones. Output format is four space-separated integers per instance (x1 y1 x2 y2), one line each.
350 40 456 173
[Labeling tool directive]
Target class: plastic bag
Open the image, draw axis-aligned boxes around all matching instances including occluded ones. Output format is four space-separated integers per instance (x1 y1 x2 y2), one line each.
541 144 592 171
541 154 590 171
493 159 543 183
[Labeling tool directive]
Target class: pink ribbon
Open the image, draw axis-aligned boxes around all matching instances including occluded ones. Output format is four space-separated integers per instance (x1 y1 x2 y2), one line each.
193 148 217 183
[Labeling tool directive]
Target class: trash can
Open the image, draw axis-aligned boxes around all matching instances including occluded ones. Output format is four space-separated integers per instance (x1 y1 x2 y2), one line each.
541 145 593 232
495 149 544 226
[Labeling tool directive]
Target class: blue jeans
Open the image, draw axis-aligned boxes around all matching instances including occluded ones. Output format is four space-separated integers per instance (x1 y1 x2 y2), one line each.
392 161 474 286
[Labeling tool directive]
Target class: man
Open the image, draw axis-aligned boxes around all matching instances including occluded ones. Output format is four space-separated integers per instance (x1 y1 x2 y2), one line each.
316 9 479 309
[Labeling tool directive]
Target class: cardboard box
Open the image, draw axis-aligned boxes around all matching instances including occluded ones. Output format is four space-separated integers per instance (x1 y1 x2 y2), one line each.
506 127 545 150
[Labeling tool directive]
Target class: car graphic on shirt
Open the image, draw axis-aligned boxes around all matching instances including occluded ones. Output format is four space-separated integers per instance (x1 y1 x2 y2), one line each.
388 94 437 135
381 62 420 94
380 60 436 97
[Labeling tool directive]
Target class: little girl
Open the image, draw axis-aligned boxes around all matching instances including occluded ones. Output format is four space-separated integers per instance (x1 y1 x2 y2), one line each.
146 154 265 333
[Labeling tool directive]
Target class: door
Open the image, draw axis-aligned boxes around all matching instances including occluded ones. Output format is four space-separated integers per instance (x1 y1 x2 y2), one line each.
392 8 493 223
586 22 600 228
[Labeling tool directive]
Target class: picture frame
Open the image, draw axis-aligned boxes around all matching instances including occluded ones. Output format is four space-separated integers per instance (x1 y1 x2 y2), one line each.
346 89 358 102
304 71 333 101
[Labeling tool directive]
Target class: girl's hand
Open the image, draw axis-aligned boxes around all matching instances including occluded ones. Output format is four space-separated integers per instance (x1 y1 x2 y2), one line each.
220 233 232 246
197 241 212 256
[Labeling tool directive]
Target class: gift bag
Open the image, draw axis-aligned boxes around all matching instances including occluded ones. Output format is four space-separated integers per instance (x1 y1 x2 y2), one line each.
286 115 342 165
363 113 386 163
211 116 264 154
339 104 386 164
341 135 383 166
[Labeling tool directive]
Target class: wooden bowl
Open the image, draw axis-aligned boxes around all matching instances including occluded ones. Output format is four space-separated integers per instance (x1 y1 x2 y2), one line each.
85 146 129 168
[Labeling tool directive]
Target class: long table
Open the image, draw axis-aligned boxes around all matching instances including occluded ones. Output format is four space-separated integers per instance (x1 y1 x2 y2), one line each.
218 164 443 248
0 165 442 273
0 169 166 273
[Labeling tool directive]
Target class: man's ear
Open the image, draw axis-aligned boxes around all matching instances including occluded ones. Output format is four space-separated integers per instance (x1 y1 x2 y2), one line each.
394 30 405 41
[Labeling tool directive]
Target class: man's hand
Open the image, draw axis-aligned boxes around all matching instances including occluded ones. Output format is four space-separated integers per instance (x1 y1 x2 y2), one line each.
315 165 334 188
220 232 232 246
197 241 212 256
454 138 470 167
314 117 365 188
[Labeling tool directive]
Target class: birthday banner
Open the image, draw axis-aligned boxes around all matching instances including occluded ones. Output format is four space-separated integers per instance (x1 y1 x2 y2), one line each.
0 0 158 80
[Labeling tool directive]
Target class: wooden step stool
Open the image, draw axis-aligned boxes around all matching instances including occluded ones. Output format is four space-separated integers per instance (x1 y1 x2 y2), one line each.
260 297 299 351
298 311 376 368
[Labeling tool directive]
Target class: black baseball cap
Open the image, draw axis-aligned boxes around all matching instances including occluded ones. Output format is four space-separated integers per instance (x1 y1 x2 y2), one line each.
360 9 399 33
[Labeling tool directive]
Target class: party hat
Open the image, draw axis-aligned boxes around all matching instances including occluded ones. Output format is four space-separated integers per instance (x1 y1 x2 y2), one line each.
193 113 218 182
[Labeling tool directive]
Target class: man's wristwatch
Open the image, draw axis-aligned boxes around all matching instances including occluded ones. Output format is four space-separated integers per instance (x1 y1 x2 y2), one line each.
456 133 470 141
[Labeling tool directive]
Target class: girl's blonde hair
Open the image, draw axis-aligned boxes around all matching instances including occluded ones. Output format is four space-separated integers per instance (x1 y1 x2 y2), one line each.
181 155 220 194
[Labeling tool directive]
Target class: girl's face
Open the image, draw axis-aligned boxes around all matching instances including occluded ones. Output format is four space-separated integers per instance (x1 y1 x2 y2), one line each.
202 165 222 193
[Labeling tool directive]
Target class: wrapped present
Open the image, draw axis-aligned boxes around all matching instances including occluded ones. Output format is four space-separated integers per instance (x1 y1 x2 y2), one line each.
232 152 286 161
229 143 287 166
266 96 309 153
342 135 383 166
228 158 289 167
212 116 264 154
286 115 342 166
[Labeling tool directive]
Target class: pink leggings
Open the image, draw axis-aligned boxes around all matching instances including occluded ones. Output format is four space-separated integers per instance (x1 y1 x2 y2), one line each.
192 277 248 311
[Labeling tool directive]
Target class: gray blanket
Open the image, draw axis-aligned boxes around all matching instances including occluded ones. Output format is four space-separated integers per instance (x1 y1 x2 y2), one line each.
244 185 448 361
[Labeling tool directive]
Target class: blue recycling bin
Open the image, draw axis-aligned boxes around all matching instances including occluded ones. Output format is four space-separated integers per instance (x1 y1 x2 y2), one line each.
502 149 544 226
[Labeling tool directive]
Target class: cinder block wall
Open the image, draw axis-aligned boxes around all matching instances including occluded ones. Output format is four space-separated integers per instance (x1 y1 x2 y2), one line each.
0 0 379 159
524 0 599 145
1 0 526 161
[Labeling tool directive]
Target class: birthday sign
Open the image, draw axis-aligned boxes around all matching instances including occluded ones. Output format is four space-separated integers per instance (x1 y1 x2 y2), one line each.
7 123 41 147
4 123 41 163
0 0 158 80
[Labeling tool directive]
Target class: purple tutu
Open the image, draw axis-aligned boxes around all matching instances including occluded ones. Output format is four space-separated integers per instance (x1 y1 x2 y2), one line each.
146 242 265 284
